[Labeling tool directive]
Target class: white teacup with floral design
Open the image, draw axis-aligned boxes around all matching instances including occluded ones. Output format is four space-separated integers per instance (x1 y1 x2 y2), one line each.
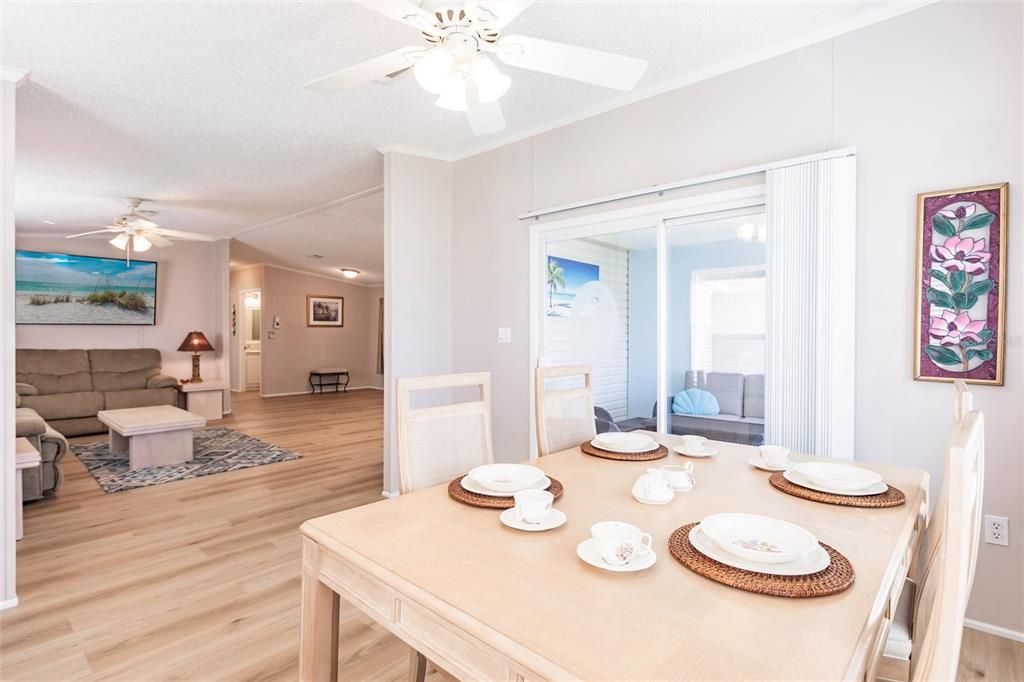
678 435 708 455
591 521 653 566
513 489 553 525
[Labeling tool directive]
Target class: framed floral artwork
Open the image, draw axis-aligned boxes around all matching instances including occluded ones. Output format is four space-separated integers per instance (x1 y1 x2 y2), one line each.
914 183 1008 385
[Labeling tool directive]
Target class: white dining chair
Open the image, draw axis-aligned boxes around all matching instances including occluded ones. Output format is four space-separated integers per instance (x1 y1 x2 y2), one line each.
534 364 596 457
878 381 985 682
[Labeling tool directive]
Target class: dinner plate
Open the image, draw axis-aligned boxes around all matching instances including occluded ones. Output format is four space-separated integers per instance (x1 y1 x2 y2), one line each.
748 457 790 472
700 513 819 564
793 462 883 493
591 436 659 454
672 445 716 458
499 507 566 532
459 475 552 497
576 538 657 572
688 526 830 576
783 469 888 496
467 463 546 493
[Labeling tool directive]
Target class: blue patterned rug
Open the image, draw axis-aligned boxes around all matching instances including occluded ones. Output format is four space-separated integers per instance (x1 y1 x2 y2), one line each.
73 427 301 493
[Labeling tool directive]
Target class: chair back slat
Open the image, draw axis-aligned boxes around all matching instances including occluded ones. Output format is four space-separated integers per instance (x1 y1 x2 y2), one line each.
535 365 596 457
396 372 493 494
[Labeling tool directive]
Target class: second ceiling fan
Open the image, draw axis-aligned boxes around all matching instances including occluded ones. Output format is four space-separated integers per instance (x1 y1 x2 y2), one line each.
304 0 648 135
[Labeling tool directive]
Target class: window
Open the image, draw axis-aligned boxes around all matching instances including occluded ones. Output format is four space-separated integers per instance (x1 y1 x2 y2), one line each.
690 267 766 374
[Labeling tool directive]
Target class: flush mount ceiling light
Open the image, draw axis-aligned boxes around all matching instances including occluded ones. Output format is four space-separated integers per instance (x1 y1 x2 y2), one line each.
303 1 648 136
339 268 360 279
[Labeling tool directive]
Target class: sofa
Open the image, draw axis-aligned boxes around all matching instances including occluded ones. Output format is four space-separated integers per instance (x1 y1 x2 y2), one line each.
16 401 70 501
649 370 765 445
16 349 179 437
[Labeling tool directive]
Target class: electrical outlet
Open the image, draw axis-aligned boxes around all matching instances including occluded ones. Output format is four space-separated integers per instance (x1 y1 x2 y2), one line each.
984 514 1009 546
497 327 512 344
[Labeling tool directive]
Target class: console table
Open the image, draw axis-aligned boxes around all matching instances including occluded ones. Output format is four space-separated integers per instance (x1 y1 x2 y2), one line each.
309 368 349 394
15 437 41 540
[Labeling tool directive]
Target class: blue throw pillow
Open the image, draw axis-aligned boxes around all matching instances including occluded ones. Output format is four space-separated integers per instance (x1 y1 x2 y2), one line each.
672 388 720 416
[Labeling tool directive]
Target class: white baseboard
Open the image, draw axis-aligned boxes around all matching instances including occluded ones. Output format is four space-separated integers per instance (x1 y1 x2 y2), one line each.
259 386 383 398
0 596 18 611
964 618 1024 643
381 490 399 498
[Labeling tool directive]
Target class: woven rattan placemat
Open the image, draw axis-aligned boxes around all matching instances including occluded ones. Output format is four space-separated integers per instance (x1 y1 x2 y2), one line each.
447 476 564 509
769 472 906 508
668 523 854 598
580 440 668 461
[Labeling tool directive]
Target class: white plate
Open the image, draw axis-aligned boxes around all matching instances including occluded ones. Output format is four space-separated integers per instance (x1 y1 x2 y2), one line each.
783 469 888 496
689 526 830 576
672 444 716 458
593 432 657 449
460 475 552 498
748 457 790 472
467 463 546 493
576 538 657 572
793 462 883 493
590 437 659 454
633 492 674 506
699 513 819 564
499 507 566 532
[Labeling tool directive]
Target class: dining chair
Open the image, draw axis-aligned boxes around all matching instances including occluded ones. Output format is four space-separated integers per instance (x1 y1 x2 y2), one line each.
395 371 494 495
877 381 985 682
534 364 596 456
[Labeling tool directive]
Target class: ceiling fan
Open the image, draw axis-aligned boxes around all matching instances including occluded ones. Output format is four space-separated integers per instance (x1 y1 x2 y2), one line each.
65 198 215 265
304 1 649 136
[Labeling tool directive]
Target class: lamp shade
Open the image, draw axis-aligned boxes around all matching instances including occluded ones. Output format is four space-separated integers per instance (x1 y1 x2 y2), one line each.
178 331 214 353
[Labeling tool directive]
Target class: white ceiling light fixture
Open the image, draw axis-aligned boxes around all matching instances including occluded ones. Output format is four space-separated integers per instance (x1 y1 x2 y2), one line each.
303 1 648 136
339 268 360 279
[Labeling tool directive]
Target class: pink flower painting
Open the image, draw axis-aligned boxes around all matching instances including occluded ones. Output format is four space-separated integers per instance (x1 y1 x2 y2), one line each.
931 236 991 275
928 311 984 347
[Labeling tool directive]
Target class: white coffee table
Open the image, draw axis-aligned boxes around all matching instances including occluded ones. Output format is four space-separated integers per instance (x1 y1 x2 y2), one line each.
98 405 206 471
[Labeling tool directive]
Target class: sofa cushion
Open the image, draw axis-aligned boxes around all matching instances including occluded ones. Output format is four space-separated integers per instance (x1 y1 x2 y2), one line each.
672 388 720 416
15 407 47 438
21 391 104 421
685 371 744 416
17 349 90 375
93 369 149 392
17 371 94 395
743 374 765 419
103 387 177 411
89 348 163 377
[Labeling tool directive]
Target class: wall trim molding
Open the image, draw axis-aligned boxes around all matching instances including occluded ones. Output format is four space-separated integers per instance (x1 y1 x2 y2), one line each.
228 185 383 238
381 489 399 498
964 618 1024 643
376 144 455 163
257 262 381 288
0 596 18 611
0 66 29 85
258 386 382 398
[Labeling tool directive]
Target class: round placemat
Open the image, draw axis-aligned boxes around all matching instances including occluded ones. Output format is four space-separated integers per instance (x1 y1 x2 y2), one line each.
668 523 854 598
769 472 906 508
580 440 668 461
447 476 564 509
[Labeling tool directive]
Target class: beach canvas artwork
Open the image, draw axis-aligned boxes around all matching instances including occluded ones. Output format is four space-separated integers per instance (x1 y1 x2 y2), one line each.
546 256 600 317
16 250 157 325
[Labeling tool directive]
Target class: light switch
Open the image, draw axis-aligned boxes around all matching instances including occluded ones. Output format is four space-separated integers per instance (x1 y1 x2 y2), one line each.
497 327 512 344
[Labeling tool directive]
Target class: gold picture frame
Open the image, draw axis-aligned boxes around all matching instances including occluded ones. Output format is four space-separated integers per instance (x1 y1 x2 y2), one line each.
306 295 344 327
913 182 1007 385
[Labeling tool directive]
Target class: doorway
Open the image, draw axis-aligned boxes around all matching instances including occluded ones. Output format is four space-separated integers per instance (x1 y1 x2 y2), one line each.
239 288 262 392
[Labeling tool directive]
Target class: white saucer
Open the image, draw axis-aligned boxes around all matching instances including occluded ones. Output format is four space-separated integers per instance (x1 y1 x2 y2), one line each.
748 457 791 472
783 469 887 496
459 475 552 497
576 538 657 572
689 526 830 576
499 507 566 532
633 492 674 506
673 445 716 458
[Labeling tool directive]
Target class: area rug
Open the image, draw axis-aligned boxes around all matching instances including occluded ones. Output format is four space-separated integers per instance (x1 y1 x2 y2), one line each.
73 427 301 493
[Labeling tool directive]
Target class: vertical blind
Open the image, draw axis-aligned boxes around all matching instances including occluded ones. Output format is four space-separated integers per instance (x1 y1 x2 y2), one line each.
765 155 856 458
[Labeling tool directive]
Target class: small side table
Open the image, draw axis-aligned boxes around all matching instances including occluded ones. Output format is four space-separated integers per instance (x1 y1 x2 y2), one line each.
309 368 350 394
178 381 227 420
15 437 41 541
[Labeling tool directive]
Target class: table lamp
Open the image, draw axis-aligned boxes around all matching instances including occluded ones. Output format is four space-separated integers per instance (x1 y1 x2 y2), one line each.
178 331 214 383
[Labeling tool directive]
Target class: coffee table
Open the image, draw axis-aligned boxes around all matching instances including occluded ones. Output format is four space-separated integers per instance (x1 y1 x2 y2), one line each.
97 405 206 471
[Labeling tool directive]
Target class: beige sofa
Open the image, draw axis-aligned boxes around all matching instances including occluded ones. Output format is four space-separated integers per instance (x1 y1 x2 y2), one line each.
16 349 179 437
16 402 70 501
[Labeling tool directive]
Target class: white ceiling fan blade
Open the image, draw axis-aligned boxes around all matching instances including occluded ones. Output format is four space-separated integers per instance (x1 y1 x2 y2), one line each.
464 1 532 29
149 227 216 242
144 233 174 248
465 81 506 136
353 1 437 31
304 47 420 93
124 215 159 230
495 35 648 91
65 228 118 239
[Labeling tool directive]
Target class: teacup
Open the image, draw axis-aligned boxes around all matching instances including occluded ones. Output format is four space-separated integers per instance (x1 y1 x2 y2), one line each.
634 469 673 501
678 434 708 454
758 445 791 468
591 521 653 566
660 463 695 490
513 489 553 524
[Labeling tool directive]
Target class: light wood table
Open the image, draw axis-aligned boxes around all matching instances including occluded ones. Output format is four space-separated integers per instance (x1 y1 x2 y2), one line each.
178 381 227 420
97 405 206 470
14 437 41 541
300 435 928 681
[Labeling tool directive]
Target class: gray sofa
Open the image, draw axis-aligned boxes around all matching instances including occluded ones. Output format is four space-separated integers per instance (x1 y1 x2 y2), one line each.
16 349 179 437
645 371 765 445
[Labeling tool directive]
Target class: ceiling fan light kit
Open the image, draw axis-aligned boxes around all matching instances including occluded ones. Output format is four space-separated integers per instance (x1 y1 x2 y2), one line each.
304 1 648 135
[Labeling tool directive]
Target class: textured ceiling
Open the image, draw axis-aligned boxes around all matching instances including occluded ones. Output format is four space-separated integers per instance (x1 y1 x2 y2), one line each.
3 1 922 252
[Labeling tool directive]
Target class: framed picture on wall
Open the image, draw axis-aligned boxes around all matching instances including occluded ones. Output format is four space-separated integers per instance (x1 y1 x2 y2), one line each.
307 295 344 327
914 182 1008 385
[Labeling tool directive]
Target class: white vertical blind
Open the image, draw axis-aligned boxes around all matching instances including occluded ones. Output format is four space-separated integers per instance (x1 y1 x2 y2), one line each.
765 155 856 458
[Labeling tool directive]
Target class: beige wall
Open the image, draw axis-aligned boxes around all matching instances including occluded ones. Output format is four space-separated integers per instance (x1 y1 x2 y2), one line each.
444 1 1022 631
15 235 229 381
259 264 382 396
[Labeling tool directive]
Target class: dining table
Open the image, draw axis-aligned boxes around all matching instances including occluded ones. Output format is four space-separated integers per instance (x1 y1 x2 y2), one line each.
299 433 928 681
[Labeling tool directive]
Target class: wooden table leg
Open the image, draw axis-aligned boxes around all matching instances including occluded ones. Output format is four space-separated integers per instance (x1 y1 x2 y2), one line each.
408 648 428 682
300 541 340 682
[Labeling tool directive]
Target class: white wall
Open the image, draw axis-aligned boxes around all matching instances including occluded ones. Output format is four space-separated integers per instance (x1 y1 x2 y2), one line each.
444 1 1022 632
14 236 229 382
383 151 453 494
